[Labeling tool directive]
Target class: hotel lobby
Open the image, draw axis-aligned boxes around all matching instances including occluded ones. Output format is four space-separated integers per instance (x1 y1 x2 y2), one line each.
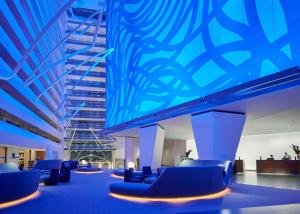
1 0 300 213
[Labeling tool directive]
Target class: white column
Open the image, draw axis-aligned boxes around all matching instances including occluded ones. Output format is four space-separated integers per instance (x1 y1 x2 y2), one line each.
139 124 165 169
114 137 126 159
125 137 134 167
125 137 139 169
191 111 246 162
46 143 64 160
64 149 71 161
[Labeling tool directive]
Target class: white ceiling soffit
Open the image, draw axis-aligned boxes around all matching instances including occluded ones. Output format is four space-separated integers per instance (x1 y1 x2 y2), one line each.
111 85 300 140
73 0 105 10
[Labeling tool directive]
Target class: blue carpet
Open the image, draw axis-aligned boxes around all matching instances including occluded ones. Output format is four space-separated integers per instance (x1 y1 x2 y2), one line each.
1 170 300 214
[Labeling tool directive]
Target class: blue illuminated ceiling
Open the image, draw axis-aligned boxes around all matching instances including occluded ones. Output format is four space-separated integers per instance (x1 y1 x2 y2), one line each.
105 0 300 129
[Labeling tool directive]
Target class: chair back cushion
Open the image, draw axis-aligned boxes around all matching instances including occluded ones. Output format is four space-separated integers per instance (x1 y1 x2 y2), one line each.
124 169 131 182
59 167 71 182
49 169 59 180
44 169 59 186
61 161 71 172
142 166 152 176
69 160 78 169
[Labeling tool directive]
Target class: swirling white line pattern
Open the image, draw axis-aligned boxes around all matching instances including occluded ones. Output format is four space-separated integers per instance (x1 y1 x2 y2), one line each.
106 0 300 127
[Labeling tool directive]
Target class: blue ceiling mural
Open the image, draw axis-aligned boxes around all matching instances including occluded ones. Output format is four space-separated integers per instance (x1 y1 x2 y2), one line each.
106 0 300 128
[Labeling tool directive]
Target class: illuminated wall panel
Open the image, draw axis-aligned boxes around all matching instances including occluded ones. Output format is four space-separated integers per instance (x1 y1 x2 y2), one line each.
106 0 300 128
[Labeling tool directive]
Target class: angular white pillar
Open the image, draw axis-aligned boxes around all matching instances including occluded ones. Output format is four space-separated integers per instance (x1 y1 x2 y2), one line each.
191 111 246 161
64 149 71 161
139 124 165 169
125 137 139 169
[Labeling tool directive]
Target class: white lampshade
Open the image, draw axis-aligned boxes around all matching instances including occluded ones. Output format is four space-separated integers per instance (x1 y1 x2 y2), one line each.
127 161 135 169
81 160 87 165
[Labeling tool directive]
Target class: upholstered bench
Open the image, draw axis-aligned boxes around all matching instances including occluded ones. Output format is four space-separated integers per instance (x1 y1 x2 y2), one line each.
110 166 226 198
0 163 40 203
76 166 102 173
179 160 233 186
112 169 142 177
144 176 156 184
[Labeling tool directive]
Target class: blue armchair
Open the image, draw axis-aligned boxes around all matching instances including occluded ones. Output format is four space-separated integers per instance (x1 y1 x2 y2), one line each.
59 161 71 183
124 169 142 183
43 169 59 186
33 159 62 183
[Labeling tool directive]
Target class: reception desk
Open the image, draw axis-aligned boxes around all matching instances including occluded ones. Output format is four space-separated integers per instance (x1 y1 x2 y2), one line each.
256 160 300 175
234 160 244 173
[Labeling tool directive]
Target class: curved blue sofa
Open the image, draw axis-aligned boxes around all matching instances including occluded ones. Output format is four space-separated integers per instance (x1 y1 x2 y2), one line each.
110 166 225 198
33 159 62 170
179 160 233 186
112 168 158 178
76 166 102 172
0 169 40 203
112 169 125 177
112 169 142 177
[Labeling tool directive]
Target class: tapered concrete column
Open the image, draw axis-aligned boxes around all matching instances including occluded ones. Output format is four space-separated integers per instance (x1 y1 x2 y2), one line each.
191 111 246 162
125 137 139 169
139 124 165 169
64 149 71 161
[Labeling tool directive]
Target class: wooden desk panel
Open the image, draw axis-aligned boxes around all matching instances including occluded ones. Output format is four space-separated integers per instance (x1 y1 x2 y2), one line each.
234 160 244 173
0 147 6 164
256 160 300 175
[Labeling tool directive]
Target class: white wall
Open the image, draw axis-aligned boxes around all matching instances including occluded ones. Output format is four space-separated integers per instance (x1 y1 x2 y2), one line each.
236 132 300 170
0 121 64 160
132 138 139 162
162 139 186 166
6 147 22 165
186 132 300 170
114 137 126 159
114 137 140 168
125 137 139 166
114 137 140 161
